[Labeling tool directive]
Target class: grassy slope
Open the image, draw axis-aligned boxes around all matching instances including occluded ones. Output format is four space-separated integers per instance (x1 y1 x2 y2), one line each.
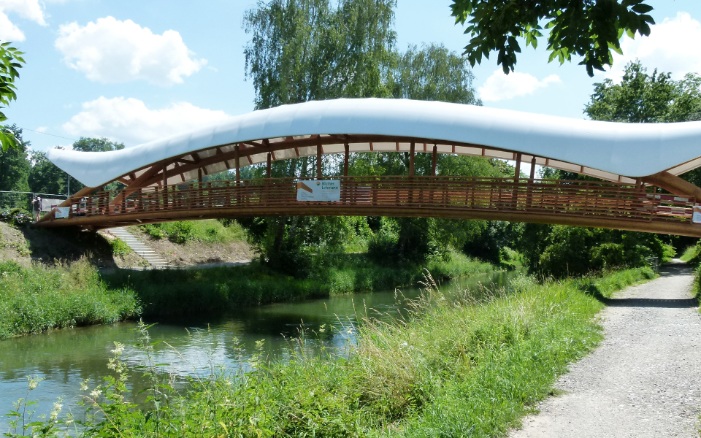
29 267 655 437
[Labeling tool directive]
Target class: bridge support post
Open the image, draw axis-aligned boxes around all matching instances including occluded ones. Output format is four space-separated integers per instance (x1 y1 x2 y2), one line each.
408 142 415 205
235 145 241 206
527 156 536 209
317 142 323 179
513 153 522 209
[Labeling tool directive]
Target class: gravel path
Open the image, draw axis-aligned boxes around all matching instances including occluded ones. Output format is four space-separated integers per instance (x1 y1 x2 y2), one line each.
509 262 701 438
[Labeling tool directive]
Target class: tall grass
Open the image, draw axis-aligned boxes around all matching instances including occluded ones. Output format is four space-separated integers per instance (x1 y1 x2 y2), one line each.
0 260 141 339
136 219 246 244
15 267 654 436
102 250 502 318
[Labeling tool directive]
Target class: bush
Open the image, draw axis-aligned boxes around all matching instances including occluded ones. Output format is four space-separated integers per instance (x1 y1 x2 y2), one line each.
110 238 131 256
0 208 32 226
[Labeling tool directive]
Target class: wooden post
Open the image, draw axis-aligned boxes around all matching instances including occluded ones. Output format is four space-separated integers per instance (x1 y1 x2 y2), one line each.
527 156 536 209
317 142 323 179
408 142 416 204
266 152 272 178
513 153 522 208
343 143 349 177
162 167 168 209
431 144 437 177
197 167 203 208
343 142 350 205
235 145 241 185
235 144 241 205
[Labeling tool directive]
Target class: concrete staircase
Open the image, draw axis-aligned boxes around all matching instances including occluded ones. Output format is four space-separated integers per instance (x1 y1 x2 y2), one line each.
109 227 169 269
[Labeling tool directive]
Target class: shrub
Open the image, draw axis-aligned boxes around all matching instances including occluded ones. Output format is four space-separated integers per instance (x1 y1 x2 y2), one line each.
110 238 131 256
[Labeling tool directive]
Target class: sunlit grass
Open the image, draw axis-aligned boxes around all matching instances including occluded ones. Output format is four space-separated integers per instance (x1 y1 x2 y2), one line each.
13 267 654 436
0 259 141 339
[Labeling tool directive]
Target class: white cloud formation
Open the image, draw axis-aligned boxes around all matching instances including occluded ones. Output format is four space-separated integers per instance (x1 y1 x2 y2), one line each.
63 97 233 146
478 69 561 102
606 12 701 81
55 16 207 85
0 0 47 41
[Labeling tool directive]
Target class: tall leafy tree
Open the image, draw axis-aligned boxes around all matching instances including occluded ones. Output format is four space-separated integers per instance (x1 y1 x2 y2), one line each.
0 42 24 151
524 60 700 276
28 151 66 195
72 137 125 152
450 0 655 76
0 125 30 209
244 0 396 109
243 0 398 271
585 61 701 123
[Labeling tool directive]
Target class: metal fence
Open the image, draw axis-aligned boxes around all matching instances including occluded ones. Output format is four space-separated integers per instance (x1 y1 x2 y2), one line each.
0 191 67 217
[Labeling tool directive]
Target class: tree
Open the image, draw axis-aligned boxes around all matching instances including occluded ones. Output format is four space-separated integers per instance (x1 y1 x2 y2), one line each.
72 137 125 152
243 0 399 271
0 42 24 151
450 0 655 76
244 0 396 110
28 151 66 195
391 44 481 104
585 61 701 123
0 125 30 209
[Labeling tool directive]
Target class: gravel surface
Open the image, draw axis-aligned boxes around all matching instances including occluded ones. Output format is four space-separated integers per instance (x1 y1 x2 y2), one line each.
510 262 701 438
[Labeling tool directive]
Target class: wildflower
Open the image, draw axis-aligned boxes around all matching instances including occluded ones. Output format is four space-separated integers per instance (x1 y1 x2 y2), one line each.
111 342 125 355
80 379 89 391
50 399 63 421
27 376 41 390
90 388 102 399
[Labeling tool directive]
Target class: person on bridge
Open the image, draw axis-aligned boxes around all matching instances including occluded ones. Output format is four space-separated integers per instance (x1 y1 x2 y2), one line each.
32 196 41 222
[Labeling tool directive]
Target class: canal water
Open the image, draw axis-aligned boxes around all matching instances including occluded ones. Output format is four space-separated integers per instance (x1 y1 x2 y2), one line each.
0 272 507 428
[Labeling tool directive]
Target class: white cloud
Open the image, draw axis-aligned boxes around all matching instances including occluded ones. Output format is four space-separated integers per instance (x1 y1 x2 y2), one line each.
55 16 206 85
62 97 233 146
0 0 47 41
478 69 561 102
606 12 701 81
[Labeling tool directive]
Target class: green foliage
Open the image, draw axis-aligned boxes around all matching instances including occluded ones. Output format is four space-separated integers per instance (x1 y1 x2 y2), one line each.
0 207 32 226
0 42 25 151
16 267 653 436
575 266 656 300
0 124 30 194
585 61 701 123
110 238 131 256
138 219 247 244
244 0 397 110
391 43 481 104
28 151 66 195
451 0 655 76
518 225 671 278
72 137 125 152
0 260 141 339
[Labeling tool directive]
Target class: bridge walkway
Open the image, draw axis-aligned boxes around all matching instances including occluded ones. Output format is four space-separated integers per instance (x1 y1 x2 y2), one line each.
36 176 701 237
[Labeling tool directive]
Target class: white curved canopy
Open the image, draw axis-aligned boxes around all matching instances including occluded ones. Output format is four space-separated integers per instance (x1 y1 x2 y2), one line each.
48 98 701 188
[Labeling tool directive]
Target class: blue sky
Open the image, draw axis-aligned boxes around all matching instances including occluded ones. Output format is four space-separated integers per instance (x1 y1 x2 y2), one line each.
3 0 701 153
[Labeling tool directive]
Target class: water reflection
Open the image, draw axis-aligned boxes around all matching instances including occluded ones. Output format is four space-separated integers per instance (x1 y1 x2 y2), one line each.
0 271 505 429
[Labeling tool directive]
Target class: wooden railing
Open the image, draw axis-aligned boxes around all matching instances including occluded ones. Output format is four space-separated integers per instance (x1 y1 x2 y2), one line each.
41 176 701 234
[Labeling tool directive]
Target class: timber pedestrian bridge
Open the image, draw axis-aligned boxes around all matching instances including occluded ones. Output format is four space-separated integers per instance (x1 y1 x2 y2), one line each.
38 99 701 237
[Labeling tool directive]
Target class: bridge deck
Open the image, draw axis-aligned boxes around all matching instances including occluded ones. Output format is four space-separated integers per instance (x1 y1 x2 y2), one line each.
36 176 701 237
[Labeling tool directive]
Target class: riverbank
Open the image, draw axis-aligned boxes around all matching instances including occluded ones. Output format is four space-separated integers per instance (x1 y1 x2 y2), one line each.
0 219 503 336
12 266 656 436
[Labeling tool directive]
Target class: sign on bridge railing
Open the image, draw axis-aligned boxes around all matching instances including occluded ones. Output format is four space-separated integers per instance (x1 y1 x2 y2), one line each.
296 180 340 202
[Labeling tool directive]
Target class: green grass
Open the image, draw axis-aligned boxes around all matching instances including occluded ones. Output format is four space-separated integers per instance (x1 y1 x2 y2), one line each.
16 267 654 436
136 219 246 244
680 244 701 264
0 260 141 339
102 250 502 318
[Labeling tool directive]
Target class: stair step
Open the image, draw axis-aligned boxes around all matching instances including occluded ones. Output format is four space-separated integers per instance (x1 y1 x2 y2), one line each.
110 227 169 269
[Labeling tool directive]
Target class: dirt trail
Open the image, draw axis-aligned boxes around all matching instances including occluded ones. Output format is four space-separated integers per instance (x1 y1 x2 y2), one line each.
510 262 701 438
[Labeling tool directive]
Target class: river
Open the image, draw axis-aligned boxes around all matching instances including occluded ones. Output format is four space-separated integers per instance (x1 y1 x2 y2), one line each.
0 272 506 429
